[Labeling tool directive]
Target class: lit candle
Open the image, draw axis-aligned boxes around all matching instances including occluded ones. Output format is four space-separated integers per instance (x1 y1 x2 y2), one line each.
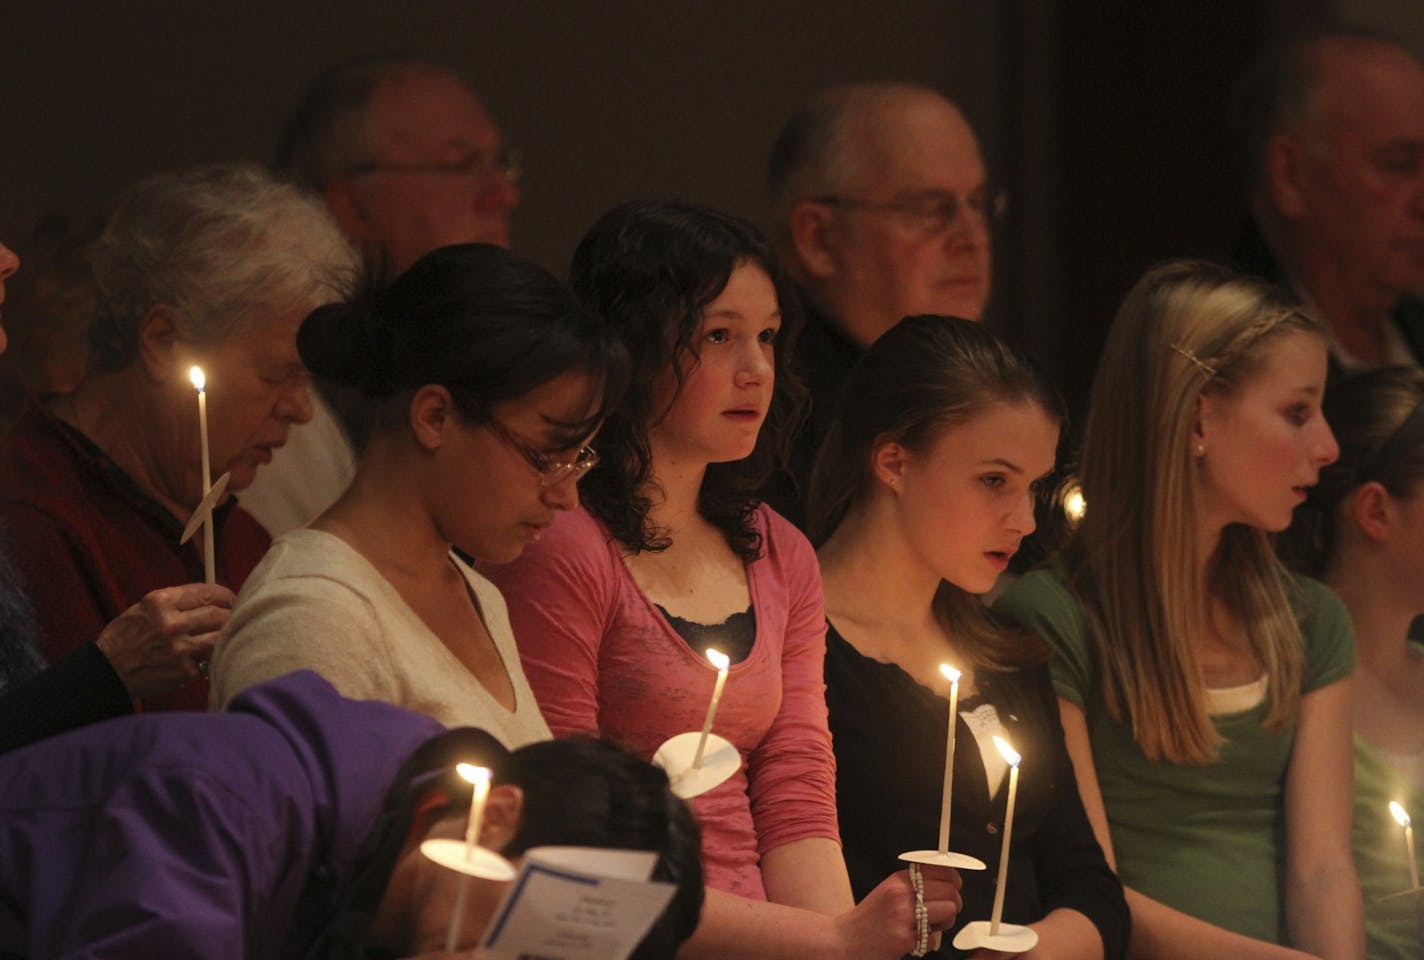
692 648 731 769
189 366 215 585
446 764 494 951
989 735 1022 936
1390 801 1420 890
458 763 493 852
937 664 962 854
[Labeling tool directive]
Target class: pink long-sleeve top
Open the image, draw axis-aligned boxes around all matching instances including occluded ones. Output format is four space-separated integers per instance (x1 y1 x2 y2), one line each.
483 504 840 900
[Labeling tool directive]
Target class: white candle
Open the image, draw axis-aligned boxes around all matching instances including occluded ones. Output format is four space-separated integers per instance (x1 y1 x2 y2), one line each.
938 664 962 854
446 763 493 951
189 366 215 585
989 735 1022 935
459 763 493 851
1390 801 1420 890
692 648 731 769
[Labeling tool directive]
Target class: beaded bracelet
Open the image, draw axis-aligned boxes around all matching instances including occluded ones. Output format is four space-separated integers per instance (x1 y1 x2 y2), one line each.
909 862 929 957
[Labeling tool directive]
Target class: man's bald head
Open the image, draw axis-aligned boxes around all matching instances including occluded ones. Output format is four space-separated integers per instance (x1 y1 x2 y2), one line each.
279 57 520 275
1237 30 1424 313
770 83 993 345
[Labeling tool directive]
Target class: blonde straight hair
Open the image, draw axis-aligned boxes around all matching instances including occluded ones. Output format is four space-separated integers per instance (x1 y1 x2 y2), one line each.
1065 261 1323 764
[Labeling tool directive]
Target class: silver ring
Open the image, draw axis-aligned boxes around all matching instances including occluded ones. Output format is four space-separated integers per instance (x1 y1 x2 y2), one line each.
196 659 210 677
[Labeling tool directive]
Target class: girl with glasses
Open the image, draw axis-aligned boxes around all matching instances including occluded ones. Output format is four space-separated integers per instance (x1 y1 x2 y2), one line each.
1277 366 1424 960
484 200 962 958
212 243 625 747
994 261 1361 958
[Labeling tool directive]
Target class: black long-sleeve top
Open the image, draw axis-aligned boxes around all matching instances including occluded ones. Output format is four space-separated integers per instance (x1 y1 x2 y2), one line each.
825 625 1129 960
0 641 132 753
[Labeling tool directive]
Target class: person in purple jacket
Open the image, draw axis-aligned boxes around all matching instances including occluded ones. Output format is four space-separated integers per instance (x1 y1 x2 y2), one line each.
0 670 702 960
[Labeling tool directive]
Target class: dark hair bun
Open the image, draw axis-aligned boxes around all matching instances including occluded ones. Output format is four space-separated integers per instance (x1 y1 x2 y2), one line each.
297 298 394 394
293 243 625 458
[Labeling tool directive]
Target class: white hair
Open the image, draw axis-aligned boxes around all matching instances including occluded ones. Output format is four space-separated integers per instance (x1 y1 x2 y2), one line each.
90 162 359 373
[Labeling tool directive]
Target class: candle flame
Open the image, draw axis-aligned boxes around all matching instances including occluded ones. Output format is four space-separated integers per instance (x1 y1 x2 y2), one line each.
940 664 961 684
456 763 491 786
993 735 1021 768
706 648 730 671
1391 801 1412 829
1063 484 1086 522
189 366 206 392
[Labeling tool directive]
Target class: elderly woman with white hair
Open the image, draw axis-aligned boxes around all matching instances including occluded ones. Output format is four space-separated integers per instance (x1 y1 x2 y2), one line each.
0 163 358 717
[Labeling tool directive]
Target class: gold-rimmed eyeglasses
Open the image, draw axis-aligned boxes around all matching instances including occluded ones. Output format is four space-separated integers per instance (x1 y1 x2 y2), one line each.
346 147 522 185
483 415 599 487
811 188 1007 234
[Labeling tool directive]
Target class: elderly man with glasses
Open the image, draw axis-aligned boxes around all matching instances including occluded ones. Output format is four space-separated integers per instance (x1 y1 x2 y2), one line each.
279 56 521 275
764 82 1001 528
1231 26 1424 379
244 57 523 537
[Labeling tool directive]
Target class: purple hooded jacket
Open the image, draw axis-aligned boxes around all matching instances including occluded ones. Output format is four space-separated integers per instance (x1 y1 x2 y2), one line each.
0 670 444 959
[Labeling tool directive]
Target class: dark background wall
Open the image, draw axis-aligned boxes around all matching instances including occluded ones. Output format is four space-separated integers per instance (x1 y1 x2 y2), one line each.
5 0 1411 417
0 1 1007 276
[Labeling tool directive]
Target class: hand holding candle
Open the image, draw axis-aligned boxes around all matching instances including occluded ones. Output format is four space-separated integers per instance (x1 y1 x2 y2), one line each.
692 648 731 769
189 366 216 585
1391 801 1421 891
938 664 961 855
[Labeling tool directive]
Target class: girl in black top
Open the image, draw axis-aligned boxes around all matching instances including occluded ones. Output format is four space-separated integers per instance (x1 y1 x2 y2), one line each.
810 315 1127 959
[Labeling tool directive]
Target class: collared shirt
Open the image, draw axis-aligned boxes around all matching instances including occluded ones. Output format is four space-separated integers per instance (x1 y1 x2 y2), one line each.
0 402 270 712
1231 217 1424 377
1332 314 1419 372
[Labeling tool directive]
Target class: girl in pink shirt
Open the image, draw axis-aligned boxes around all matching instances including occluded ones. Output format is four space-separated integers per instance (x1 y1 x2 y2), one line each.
485 200 962 959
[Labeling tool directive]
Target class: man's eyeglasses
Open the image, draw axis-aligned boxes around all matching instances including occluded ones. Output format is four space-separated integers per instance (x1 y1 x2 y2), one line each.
346 147 523 185
483 415 599 487
811 189 1007 234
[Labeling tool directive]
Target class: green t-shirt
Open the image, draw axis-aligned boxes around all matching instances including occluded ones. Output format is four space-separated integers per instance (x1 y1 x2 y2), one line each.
1354 735 1424 960
994 569 1355 946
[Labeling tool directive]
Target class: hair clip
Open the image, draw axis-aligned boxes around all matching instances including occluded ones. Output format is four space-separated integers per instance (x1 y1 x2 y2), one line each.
1170 344 1217 381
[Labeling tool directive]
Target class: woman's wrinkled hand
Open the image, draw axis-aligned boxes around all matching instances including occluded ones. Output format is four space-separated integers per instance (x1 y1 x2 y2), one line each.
96 583 235 698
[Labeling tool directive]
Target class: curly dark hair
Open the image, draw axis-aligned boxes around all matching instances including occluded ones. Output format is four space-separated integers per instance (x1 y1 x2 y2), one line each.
569 200 806 563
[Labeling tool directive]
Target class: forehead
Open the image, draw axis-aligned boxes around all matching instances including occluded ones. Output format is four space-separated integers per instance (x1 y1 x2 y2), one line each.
1237 329 1328 394
216 301 309 361
703 262 779 317
840 94 986 195
500 367 605 431
927 400 1060 471
366 70 503 157
1313 45 1424 146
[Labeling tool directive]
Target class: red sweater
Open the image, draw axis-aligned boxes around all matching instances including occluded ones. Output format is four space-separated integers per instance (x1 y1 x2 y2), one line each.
484 504 840 900
0 404 270 711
